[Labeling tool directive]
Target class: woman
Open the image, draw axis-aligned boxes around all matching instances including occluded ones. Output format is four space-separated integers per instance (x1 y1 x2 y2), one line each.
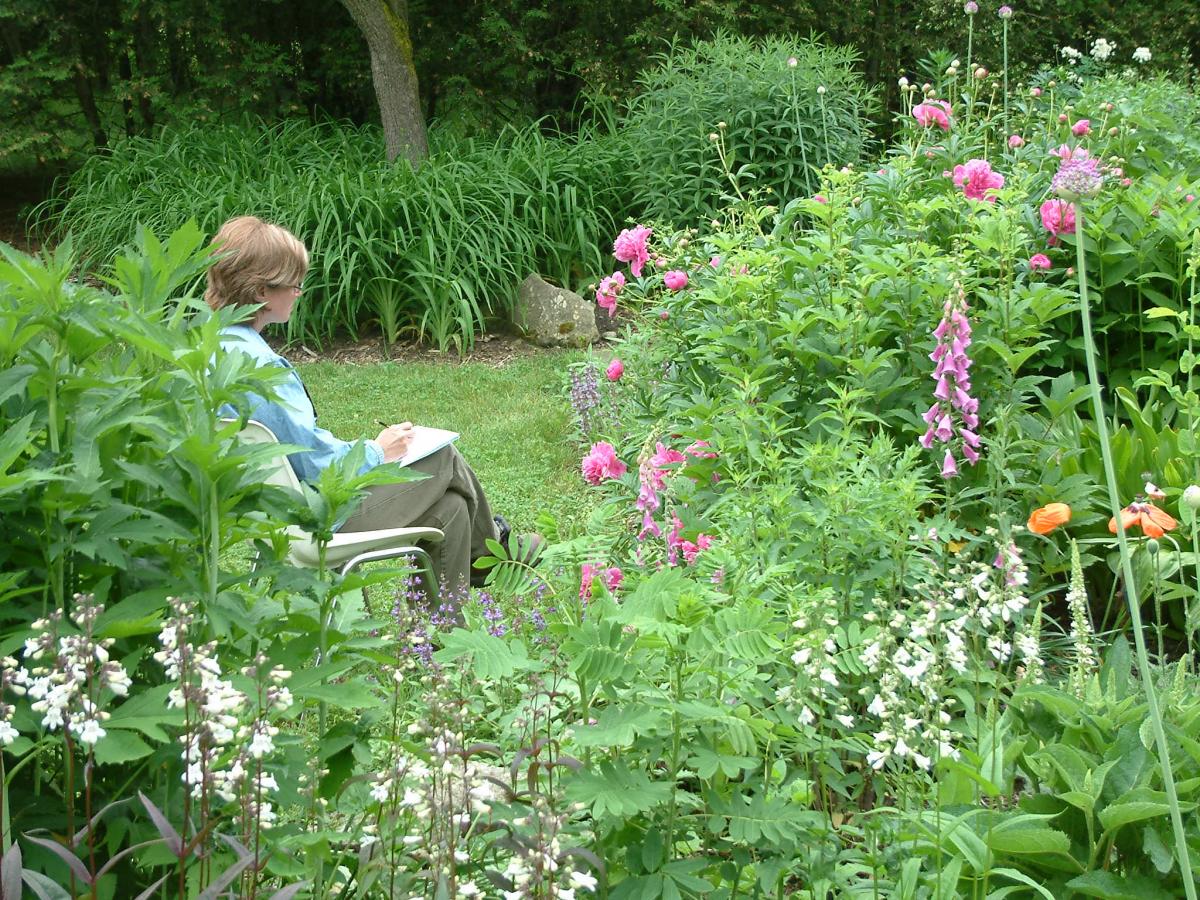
205 215 528 602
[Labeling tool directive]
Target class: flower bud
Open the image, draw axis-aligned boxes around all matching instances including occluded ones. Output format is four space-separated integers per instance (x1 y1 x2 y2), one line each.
1184 485 1200 509
1108 126 1118 136
1146 538 1160 555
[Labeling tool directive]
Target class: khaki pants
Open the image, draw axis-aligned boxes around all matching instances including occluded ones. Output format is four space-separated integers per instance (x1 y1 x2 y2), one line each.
339 445 499 602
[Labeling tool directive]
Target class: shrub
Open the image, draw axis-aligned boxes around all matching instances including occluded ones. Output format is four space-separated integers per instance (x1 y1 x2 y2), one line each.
35 119 641 351
622 33 877 225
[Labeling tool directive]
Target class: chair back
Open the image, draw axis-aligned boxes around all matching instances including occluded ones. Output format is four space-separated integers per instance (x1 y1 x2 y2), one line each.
222 418 319 560
231 419 304 493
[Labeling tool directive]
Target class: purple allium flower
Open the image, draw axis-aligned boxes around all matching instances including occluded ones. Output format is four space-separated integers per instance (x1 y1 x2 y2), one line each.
920 287 981 476
964 1 979 13
1052 155 1105 200
998 5 1013 18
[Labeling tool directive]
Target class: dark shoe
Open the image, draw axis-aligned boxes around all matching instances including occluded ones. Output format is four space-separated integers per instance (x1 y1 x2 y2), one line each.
493 514 512 547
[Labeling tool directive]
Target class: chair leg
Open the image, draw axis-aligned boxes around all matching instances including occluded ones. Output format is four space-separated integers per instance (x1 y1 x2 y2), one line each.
339 547 440 609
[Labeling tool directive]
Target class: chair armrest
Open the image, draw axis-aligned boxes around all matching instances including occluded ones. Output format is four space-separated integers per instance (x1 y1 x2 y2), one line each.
289 526 445 568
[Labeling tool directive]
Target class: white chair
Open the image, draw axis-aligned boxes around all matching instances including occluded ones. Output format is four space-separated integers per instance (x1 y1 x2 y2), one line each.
229 419 444 595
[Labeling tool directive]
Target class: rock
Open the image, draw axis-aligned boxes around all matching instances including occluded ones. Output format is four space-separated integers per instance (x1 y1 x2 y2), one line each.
514 274 599 348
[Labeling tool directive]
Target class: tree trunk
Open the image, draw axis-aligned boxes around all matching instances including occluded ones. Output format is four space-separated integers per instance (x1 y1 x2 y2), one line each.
341 0 427 166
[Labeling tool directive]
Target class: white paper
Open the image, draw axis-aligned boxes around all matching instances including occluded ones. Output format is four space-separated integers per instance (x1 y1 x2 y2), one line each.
399 425 459 467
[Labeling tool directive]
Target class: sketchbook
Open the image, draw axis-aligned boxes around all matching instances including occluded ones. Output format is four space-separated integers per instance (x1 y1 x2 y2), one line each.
399 425 459 467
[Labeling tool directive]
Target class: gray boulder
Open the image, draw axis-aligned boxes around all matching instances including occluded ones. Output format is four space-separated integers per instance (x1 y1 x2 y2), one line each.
514 274 599 348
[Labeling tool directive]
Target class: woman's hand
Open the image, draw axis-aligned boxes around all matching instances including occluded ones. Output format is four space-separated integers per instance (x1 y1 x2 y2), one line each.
376 422 415 462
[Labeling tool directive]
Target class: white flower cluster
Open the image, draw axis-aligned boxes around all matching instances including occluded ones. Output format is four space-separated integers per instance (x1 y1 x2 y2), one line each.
777 589 856 733
1060 46 1083 65
154 599 290 830
1066 541 1098 698
369 719 598 898
0 656 29 746
1091 38 1115 62
20 595 131 746
859 530 1043 772
1133 47 1152 64
859 586 960 772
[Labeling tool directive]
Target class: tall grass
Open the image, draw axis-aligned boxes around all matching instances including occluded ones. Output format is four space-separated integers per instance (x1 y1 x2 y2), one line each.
623 33 877 226
35 119 640 350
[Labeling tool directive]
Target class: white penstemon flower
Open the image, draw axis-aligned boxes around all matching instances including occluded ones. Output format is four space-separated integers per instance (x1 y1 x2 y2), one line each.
155 596 289 838
21 595 131 748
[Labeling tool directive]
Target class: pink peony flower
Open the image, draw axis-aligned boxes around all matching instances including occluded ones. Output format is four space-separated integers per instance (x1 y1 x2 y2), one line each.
663 270 689 291
709 255 721 269
580 563 623 599
912 100 952 130
595 271 625 315
1121 178 1132 187
952 158 1005 202
606 358 624 381
613 225 652 278
581 441 627 485
1031 87 1043 97
1071 119 1091 136
1008 134 1025 148
1050 144 1090 162
1029 253 1052 271
1040 199 1076 242
813 194 829 204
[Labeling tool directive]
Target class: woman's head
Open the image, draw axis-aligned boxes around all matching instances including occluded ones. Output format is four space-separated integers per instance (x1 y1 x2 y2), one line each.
204 216 309 327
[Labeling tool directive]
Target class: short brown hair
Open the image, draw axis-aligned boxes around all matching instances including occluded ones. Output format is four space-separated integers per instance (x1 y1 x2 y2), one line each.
204 216 309 311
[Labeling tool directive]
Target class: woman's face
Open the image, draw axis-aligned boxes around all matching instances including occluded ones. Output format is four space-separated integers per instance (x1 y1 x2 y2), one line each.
255 280 303 326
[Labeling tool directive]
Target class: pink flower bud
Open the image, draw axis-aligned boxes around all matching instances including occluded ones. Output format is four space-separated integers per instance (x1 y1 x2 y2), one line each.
1008 134 1025 148
1031 87 1043 97
1058 113 1068 123
606 358 624 381
663 270 689 291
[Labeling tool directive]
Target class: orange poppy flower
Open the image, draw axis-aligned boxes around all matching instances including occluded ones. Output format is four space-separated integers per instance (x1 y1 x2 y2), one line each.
1108 501 1178 538
1028 503 1071 534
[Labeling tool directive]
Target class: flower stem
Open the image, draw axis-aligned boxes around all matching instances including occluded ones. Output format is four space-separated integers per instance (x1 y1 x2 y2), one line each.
1075 203 1198 900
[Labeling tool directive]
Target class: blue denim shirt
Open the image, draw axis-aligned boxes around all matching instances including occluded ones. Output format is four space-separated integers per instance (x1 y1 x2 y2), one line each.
219 325 383 483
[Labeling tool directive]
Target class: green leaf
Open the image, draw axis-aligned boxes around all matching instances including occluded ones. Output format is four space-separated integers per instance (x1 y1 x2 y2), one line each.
433 628 538 680
105 684 184 741
92 729 153 765
565 761 672 819
988 867 1057 900
291 679 383 710
1098 799 1173 832
985 826 1071 856
1066 870 1177 899
571 705 663 748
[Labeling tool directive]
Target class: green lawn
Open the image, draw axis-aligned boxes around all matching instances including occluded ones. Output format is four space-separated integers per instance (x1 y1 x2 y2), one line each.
296 350 592 537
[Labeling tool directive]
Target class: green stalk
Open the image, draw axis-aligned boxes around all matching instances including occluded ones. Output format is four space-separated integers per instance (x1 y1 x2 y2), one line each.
1001 19 1009 128
1074 203 1197 900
